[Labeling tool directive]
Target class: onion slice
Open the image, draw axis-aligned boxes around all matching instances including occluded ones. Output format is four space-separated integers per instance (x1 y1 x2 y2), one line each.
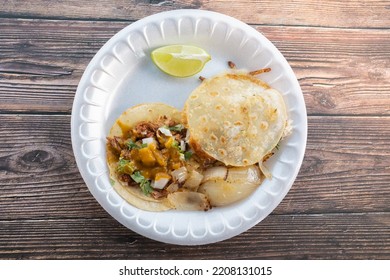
171 166 188 183
142 137 155 145
258 162 272 180
167 191 211 211
202 166 228 182
183 170 204 191
180 140 186 152
158 127 172 136
226 165 262 184
166 183 179 193
152 177 170 189
199 180 258 207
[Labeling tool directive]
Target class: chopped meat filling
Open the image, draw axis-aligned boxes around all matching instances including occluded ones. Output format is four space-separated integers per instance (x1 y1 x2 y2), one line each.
107 117 194 197
133 121 159 138
107 136 125 155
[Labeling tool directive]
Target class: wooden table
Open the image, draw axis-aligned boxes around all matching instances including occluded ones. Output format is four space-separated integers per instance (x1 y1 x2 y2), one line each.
0 1 389 259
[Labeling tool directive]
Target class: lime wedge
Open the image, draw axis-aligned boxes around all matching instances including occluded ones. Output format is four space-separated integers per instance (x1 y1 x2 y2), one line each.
151 45 211 77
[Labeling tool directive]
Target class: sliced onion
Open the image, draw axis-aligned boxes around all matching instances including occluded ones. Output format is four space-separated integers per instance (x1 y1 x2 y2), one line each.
183 170 204 191
258 162 272 179
202 166 228 182
158 127 172 136
142 137 155 145
166 182 179 193
180 140 186 152
246 165 262 184
199 180 258 207
226 165 262 185
152 177 170 189
167 191 211 211
171 166 188 183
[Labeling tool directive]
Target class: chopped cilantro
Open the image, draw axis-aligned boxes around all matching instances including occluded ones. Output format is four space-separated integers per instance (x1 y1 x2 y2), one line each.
127 140 147 150
168 124 184 132
117 158 135 174
171 140 192 160
130 171 153 195
117 158 130 173
126 140 139 149
171 140 181 151
130 171 144 183
184 151 193 160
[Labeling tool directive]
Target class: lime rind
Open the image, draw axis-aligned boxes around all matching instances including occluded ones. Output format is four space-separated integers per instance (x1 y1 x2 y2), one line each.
151 45 211 77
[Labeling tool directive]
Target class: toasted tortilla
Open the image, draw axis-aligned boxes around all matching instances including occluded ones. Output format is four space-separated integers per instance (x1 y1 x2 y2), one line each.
184 71 288 166
107 103 182 211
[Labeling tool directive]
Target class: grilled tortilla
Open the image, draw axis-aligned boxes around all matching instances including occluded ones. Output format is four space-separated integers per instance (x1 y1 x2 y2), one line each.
184 71 288 166
107 103 182 211
106 103 211 212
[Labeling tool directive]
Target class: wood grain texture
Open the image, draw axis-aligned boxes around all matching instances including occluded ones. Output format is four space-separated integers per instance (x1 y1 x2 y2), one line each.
0 19 122 113
0 0 389 28
0 213 388 259
277 116 390 214
0 115 108 220
259 26 390 115
1 115 389 221
0 19 389 115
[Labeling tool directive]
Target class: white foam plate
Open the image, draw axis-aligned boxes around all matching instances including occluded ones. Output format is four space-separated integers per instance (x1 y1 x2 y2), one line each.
71 9 307 245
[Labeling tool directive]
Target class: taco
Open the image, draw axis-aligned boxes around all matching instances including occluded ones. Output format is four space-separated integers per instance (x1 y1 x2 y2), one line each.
184 71 288 167
106 103 211 211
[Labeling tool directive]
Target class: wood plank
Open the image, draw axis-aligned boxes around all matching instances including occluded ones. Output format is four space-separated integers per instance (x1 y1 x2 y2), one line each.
0 213 388 259
0 19 123 113
0 0 389 28
275 116 390 214
0 114 109 220
0 19 389 115
259 26 390 115
0 115 389 220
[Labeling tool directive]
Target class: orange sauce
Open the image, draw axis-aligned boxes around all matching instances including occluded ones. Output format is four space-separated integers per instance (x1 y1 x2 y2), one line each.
129 144 182 180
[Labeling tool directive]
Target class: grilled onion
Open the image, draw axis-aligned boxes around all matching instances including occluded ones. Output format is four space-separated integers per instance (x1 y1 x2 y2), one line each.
199 165 262 207
199 180 258 207
167 191 211 211
202 166 228 182
227 165 262 184
183 170 204 191
171 166 188 183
